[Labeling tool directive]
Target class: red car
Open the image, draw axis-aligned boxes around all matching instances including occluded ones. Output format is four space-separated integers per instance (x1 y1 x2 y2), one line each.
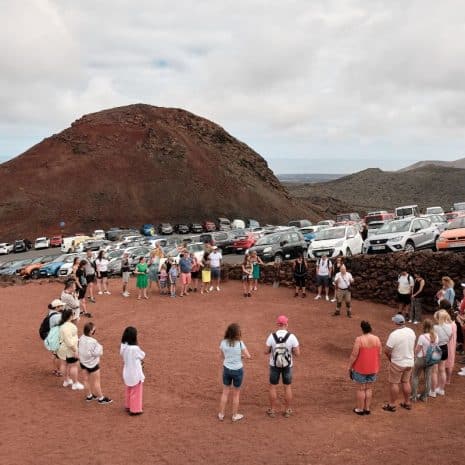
50 236 63 247
202 221 216 232
233 233 256 253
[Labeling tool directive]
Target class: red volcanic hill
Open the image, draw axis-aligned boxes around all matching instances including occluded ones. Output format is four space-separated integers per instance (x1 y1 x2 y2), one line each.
0 104 314 239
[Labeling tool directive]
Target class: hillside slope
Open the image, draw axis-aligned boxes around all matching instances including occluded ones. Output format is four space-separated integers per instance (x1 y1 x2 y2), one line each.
286 166 465 213
399 157 465 171
0 104 315 239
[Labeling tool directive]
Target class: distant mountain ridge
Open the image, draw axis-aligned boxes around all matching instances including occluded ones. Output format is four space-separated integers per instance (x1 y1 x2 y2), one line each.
399 157 465 171
277 173 344 183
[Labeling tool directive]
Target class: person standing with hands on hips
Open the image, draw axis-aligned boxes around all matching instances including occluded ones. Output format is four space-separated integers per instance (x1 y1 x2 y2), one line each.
333 265 354 318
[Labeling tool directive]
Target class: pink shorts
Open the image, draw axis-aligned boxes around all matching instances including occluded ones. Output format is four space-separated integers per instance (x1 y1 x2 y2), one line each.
181 272 191 285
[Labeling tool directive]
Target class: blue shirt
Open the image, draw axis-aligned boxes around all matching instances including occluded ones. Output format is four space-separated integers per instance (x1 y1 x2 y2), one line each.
220 339 246 370
179 257 192 273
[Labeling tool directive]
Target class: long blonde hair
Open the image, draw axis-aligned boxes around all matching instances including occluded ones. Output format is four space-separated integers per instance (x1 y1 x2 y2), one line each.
442 276 454 288
422 319 436 343
434 309 452 325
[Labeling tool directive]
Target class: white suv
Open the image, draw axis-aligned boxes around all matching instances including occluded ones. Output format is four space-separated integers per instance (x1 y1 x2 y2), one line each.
364 218 439 254
307 226 363 259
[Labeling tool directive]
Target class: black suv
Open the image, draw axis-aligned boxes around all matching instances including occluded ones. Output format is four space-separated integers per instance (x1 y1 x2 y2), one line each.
189 223 203 233
13 239 31 253
248 230 307 263
174 224 190 234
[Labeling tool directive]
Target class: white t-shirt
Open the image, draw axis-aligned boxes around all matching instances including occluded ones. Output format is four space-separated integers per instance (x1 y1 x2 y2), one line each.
434 323 453 346
96 258 109 272
334 272 353 289
209 251 222 268
416 333 438 357
398 274 414 294
386 326 416 367
120 343 146 387
317 258 332 276
78 335 103 368
266 330 299 367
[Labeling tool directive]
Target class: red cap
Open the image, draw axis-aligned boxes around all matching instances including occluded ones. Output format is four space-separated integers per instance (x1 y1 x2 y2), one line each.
276 315 288 325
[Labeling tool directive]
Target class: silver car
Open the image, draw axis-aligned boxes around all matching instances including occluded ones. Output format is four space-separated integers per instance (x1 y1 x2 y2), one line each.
364 218 439 253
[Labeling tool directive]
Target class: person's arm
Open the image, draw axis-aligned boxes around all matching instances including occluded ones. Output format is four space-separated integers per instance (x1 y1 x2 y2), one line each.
347 337 360 371
413 279 424 298
242 346 251 359
292 345 300 357
384 346 393 361
258 256 264 265
63 326 78 354
74 272 82 289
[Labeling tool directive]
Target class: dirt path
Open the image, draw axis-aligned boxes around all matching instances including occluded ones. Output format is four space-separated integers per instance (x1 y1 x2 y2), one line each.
2 281 464 465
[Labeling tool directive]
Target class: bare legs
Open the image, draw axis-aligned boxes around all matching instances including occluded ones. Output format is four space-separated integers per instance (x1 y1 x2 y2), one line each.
389 381 411 405
269 384 293 412
355 384 373 411
82 369 103 398
219 386 241 418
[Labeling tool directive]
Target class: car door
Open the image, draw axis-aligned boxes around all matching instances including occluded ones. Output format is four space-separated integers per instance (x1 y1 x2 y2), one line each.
420 219 435 245
410 219 425 248
347 226 363 254
280 233 293 259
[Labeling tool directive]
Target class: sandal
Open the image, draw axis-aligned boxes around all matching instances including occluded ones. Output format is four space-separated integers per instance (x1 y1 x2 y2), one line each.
266 408 276 418
382 403 396 412
363 410 371 415
283 408 293 418
400 402 412 410
353 408 364 416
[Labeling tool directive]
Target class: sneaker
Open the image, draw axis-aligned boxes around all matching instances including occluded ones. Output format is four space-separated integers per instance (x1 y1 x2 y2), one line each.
218 413 225 421
330 298 336 302
98 396 113 405
209 286 214 292
413 321 419 325
216 286 221 291
314 295 321 300
407 320 413 323
428 390 437 398
325 295 329 301
104 290 111 295
86 394 97 402
458 371 465 376
283 408 293 418
72 382 84 390
98 291 103 295
122 292 129 297
63 379 73 387
89 297 96 303
435 388 445 396
232 413 244 422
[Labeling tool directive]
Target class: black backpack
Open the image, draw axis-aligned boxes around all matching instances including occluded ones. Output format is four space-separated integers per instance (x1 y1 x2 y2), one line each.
39 312 57 340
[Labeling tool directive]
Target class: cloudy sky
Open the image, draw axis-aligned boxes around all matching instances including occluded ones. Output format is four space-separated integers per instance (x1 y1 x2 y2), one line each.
2 0 465 173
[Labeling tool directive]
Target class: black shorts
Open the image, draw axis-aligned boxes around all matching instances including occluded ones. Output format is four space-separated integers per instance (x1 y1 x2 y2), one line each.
77 286 87 300
191 271 200 279
98 271 108 279
316 275 330 287
66 357 79 364
397 292 411 305
86 274 96 284
80 362 100 373
294 276 306 288
439 344 449 361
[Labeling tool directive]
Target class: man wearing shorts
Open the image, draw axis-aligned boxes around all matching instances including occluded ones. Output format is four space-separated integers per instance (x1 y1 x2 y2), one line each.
208 246 222 291
315 255 332 301
179 253 192 297
333 264 354 318
383 314 416 412
265 315 300 418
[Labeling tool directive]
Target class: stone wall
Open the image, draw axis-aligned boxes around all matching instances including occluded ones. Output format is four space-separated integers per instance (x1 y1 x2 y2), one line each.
224 251 465 311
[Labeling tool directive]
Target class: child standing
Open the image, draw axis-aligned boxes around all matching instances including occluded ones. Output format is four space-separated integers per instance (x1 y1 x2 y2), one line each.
169 260 178 298
120 327 145 416
200 254 211 295
250 251 264 291
159 263 168 295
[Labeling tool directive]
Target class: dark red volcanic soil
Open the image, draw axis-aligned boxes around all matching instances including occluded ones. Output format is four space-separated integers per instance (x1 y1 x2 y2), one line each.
0 104 314 239
2 280 464 465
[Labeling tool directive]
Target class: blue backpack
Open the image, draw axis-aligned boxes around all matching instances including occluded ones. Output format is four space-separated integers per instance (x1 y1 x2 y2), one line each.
425 342 442 366
44 326 61 352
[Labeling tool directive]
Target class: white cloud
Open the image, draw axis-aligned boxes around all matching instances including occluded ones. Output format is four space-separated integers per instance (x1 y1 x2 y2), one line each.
2 0 465 169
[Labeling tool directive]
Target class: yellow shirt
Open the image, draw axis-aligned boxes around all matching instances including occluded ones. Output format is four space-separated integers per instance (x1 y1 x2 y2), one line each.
57 321 78 360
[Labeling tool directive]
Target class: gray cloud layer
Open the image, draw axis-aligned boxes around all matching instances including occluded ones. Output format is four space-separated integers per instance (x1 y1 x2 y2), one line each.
2 0 465 172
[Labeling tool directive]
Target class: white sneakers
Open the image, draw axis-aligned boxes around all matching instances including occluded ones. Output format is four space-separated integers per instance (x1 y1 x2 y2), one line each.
216 286 221 291
98 291 103 295
428 390 436 398
325 295 329 301
435 388 445 396
209 286 214 292
231 414 244 422
314 295 321 300
217 413 224 421
104 290 111 295
63 379 73 387
330 298 336 302
458 368 465 376
72 382 84 390
122 292 129 297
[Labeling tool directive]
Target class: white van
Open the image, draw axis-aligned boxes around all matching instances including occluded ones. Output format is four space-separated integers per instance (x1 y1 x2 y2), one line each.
93 229 105 240
61 235 88 253
395 205 420 219
231 219 245 229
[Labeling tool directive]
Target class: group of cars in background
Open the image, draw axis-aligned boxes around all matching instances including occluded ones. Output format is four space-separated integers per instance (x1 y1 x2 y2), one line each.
1 203 465 279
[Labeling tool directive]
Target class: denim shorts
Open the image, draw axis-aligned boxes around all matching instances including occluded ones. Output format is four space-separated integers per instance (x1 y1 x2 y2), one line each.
223 367 243 388
269 366 293 385
211 267 221 279
351 370 377 384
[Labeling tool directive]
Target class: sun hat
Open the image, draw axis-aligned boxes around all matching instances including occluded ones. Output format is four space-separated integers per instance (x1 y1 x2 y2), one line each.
50 299 66 308
392 314 405 325
276 315 289 325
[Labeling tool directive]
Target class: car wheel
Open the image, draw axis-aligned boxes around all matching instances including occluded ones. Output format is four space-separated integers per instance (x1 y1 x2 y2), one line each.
404 241 415 253
345 248 352 257
274 253 283 264
31 270 39 279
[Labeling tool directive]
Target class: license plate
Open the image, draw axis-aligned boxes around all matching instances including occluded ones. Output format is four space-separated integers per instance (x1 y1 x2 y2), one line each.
448 243 465 248
372 245 385 251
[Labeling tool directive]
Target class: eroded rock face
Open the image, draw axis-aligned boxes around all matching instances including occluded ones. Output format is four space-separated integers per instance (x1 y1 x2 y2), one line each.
225 250 465 311
0 104 313 239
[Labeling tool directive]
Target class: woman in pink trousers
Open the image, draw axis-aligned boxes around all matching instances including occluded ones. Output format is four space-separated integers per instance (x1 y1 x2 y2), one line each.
120 326 145 416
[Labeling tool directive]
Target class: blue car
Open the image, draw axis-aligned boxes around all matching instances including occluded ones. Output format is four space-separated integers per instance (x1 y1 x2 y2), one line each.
141 224 155 236
39 254 70 277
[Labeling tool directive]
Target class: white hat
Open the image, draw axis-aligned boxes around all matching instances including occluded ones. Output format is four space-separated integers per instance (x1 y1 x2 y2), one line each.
50 299 66 308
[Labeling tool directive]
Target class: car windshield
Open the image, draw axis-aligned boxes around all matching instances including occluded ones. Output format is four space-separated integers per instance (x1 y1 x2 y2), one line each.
396 208 414 217
447 217 465 229
52 255 68 263
256 235 281 246
63 255 77 263
314 228 346 241
336 214 352 222
378 220 411 234
108 250 123 259
427 208 442 214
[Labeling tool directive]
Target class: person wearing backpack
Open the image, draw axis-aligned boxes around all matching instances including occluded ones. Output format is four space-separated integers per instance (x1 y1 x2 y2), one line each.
411 319 439 402
265 315 300 418
314 254 332 301
40 299 66 376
